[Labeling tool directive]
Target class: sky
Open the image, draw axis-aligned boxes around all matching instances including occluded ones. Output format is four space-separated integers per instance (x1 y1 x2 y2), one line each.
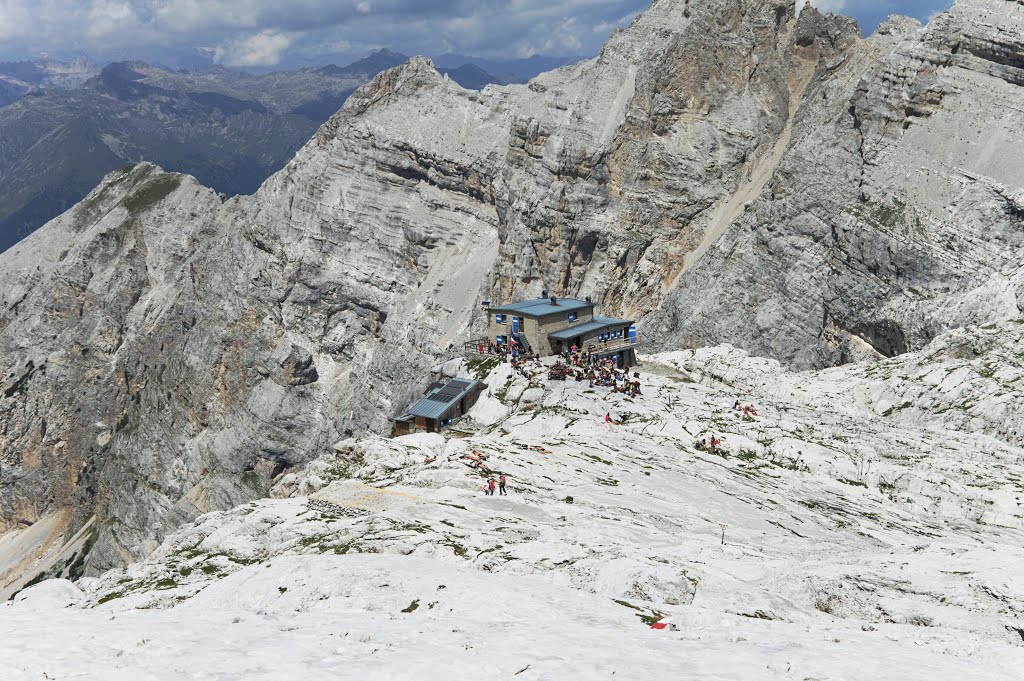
0 0 956 68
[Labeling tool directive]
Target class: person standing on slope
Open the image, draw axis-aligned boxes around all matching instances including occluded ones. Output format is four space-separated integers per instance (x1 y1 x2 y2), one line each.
488 478 496 496
499 474 507 496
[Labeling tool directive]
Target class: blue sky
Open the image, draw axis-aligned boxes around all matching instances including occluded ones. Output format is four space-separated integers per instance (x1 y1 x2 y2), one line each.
0 1 956 67
810 0 954 31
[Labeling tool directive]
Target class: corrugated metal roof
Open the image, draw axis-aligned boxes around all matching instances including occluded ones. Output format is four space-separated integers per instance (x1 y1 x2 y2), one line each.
548 316 633 341
489 297 593 316
407 378 482 420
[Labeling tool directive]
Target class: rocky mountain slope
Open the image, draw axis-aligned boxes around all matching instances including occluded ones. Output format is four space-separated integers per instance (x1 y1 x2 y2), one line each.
0 50 522 253
3 324 1023 678
0 52 409 252
0 0 1021 584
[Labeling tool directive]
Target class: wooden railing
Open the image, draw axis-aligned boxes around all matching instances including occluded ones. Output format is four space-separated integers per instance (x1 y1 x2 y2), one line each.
584 335 642 355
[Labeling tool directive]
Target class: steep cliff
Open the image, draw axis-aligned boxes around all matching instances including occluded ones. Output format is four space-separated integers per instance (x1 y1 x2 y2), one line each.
647 0 1024 366
1 0 1021 579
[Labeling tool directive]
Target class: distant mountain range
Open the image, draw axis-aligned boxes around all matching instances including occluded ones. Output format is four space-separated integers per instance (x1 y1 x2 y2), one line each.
0 57 99 106
0 49 538 252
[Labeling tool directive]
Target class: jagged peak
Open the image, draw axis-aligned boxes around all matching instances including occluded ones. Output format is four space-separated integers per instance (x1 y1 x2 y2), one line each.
795 2 861 50
872 15 924 37
316 56 448 143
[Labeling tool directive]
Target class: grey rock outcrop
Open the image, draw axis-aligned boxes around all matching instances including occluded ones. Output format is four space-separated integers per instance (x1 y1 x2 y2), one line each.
1 0 1022 579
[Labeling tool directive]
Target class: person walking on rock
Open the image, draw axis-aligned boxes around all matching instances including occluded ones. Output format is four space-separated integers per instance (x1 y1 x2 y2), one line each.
499 474 507 496
488 478 496 496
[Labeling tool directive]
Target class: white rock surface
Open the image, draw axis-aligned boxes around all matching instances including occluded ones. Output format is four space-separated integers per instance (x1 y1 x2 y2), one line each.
2 320 1022 678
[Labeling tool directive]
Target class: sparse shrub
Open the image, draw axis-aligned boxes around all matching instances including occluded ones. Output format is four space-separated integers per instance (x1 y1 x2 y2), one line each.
906 614 933 627
815 594 841 615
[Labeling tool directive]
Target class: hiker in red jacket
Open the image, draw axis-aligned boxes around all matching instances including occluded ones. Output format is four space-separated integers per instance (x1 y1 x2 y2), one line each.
499 474 507 496
488 478 496 496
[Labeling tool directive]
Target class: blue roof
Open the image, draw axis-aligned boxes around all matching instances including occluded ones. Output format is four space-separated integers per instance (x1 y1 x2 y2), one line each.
548 316 633 341
489 297 593 317
406 378 482 420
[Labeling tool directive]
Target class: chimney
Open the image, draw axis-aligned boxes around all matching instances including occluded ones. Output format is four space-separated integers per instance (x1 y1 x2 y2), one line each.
550 296 557 305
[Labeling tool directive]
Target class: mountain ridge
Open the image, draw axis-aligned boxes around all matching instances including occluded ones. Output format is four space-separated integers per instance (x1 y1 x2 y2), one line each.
0 49 517 252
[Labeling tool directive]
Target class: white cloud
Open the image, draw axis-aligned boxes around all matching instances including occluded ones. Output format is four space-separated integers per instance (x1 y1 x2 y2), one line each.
86 0 143 40
0 0 660 63
591 10 640 34
799 0 848 14
214 29 294 66
0 0 34 42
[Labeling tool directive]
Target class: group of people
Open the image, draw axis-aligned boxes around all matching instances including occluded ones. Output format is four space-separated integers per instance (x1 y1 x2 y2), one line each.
458 451 509 495
550 346 642 396
732 400 759 417
695 434 722 453
461 450 491 472
482 474 508 496
510 354 543 379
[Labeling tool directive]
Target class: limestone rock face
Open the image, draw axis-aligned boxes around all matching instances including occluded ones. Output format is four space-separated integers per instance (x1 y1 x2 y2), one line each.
646 0 1024 366
1 0 1022 575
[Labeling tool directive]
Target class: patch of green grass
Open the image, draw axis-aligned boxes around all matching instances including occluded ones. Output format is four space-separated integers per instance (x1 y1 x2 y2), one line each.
636 610 667 626
881 402 912 417
402 599 420 613
467 357 500 381
444 542 469 558
737 449 758 462
739 610 778 620
97 591 127 604
122 174 182 215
